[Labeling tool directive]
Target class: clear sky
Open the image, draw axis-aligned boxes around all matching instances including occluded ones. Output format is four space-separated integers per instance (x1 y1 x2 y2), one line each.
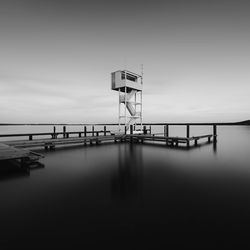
0 0 250 123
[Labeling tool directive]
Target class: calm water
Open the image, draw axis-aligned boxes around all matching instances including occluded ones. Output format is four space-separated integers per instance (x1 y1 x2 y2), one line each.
1 126 250 248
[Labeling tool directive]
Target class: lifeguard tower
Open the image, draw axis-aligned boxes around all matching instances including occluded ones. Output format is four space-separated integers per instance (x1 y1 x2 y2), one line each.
111 69 143 134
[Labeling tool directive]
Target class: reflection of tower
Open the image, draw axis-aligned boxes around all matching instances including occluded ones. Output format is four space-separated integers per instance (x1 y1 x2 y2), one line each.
111 70 143 133
111 143 143 200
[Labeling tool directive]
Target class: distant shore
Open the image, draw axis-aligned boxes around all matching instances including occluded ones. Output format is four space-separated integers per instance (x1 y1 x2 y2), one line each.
0 120 250 126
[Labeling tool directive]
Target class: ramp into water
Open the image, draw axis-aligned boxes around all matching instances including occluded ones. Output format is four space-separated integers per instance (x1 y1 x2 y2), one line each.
0 143 44 167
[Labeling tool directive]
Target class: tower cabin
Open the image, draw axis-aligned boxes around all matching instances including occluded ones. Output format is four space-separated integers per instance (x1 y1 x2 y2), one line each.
111 70 143 92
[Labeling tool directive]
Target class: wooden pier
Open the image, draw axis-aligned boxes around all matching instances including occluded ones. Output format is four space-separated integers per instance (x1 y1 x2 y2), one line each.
126 134 215 147
0 124 218 168
0 125 217 150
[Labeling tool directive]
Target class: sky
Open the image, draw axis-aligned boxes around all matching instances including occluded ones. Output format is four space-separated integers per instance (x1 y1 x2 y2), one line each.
0 0 250 123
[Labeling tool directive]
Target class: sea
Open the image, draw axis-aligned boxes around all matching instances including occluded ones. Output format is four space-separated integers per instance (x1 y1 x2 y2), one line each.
0 125 250 249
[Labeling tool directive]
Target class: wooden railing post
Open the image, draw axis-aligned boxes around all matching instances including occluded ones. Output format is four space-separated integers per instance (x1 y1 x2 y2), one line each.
186 125 190 148
164 124 169 137
104 126 106 136
53 126 56 139
143 125 147 135
92 126 94 136
213 125 217 143
63 126 66 138
84 126 87 137
84 126 87 145
130 125 133 135
130 125 133 143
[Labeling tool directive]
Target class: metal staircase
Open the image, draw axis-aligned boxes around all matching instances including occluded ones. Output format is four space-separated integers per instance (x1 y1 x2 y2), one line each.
119 90 142 133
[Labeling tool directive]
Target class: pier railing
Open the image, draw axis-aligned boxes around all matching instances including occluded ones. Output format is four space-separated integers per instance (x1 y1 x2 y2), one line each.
0 125 111 141
0 123 218 145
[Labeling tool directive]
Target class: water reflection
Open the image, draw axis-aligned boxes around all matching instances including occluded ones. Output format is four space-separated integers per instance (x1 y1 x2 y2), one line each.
111 143 143 200
0 160 44 181
213 140 217 154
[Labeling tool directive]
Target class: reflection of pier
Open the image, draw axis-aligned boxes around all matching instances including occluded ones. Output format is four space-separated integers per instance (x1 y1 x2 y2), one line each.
111 143 143 200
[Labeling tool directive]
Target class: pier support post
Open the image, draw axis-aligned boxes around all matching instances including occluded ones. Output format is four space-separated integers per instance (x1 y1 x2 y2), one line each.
130 125 133 143
186 125 190 148
63 126 66 138
165 125 169 146
213 125 217 144
29 135 33 141
52 126 56 139
164 125 169 138
92 126 94 136
84 126 87 145
130 125 133 134
124 126 127 135
104 126 106 136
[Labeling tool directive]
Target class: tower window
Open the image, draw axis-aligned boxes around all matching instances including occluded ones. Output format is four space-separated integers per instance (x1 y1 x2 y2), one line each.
121 72 137 82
